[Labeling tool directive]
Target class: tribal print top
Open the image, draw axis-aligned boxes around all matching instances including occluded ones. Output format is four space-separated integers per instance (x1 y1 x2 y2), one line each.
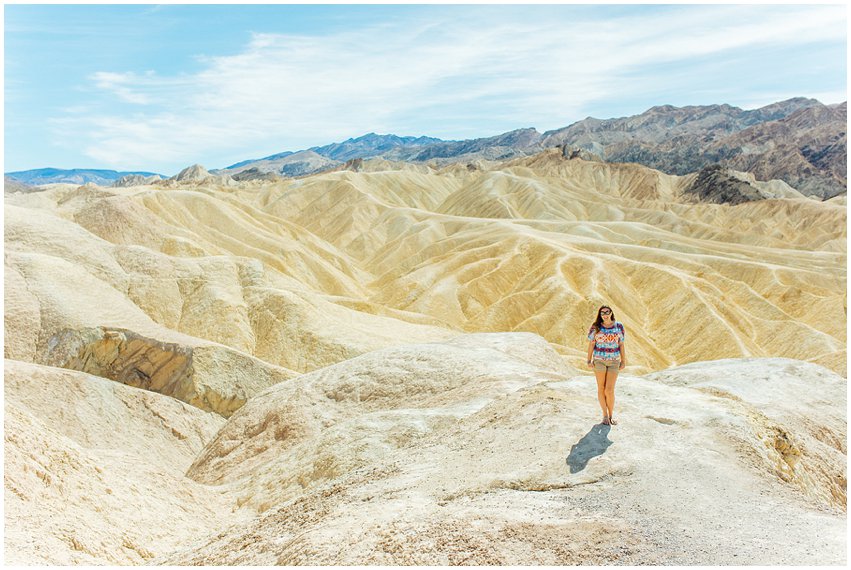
588 322 625 361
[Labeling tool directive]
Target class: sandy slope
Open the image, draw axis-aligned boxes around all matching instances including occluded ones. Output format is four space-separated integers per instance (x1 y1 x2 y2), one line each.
4 359 233 564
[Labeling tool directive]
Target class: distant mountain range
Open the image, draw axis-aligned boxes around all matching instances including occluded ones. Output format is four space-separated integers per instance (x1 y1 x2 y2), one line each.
217 97 846 199
5 97 846 198
541 97 846 199
4 168 163 187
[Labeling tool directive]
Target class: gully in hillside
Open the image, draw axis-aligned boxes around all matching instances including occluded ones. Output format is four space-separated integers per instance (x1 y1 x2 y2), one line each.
586 305 627 425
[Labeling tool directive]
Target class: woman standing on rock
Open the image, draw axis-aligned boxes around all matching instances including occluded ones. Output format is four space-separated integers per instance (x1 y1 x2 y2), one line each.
587 305 627 425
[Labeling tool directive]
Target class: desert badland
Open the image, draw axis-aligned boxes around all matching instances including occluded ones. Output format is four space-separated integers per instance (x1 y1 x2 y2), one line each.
4 109 847 564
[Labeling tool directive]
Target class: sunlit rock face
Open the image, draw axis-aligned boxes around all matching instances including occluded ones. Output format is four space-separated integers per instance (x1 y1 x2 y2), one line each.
4 149 846 564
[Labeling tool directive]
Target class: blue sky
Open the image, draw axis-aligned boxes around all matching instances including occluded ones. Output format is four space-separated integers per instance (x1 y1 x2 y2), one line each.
4 3 847 175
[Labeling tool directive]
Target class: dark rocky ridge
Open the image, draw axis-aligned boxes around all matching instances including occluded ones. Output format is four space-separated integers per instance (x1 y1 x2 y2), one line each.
230 168 281 182
683 164 766 205
543 98 845 199
719 103 847 200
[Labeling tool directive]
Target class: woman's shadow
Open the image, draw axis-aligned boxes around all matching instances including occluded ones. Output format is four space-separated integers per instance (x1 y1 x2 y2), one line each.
566 423 613 473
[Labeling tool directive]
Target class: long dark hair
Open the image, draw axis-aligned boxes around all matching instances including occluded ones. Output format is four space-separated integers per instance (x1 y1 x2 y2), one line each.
590 305 616 334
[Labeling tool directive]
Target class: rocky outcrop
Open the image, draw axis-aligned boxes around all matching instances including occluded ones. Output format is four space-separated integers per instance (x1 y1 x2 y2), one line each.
560 144 601 162
112 173 163 187
44 327 193 401
230 167 280 182
42 326 293 417
344 158 364 172
683 164 767 205
171 164 214 182
166 164 237 187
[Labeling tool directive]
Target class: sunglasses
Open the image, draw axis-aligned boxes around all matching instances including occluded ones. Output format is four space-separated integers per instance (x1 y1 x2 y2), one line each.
600 310 612 315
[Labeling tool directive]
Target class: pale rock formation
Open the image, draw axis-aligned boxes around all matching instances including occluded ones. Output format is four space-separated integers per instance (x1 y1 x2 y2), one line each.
4 359 233 565
172 163 213 182
168 163 236 187
185 333 571 496
644 358 847 508
152 334 843 565
42 326 294 417
112 173 163 187
727 169 811 199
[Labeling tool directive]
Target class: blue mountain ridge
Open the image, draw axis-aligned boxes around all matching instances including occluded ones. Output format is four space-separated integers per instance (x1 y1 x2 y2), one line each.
5 168 163 186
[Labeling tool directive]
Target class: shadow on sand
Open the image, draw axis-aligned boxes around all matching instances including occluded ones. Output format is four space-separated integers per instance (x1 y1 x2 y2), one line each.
566 423 613 473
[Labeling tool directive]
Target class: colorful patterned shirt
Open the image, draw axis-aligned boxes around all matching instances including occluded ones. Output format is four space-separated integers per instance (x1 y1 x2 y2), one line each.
588 322 625 361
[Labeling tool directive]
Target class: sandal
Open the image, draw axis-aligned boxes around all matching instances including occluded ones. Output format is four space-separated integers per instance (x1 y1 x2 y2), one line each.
602 416 611 425
609 417 618 425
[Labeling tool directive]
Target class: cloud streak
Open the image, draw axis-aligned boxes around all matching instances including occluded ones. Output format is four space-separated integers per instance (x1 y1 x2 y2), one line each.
50 4 846 172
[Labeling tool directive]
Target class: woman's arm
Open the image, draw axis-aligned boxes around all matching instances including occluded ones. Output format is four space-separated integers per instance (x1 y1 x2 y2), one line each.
587 339 595 368
619 341 627 369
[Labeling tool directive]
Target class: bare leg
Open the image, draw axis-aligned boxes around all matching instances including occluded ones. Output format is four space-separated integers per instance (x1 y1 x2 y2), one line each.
595 370 609 424
604 369 619 423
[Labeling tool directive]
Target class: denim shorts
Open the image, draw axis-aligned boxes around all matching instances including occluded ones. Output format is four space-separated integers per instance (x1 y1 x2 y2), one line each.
594 359 621 372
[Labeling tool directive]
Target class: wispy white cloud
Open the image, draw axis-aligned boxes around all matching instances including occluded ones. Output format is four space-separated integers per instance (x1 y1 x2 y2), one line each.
53 4 846 172
92 72 155 105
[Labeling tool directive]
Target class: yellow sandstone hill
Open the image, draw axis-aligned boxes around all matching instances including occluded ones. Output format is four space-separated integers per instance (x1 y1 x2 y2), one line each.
3 149 846 564
256 150 846 374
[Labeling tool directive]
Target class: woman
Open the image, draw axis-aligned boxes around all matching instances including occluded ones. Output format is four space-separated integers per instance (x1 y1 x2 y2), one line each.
586 305 627 425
